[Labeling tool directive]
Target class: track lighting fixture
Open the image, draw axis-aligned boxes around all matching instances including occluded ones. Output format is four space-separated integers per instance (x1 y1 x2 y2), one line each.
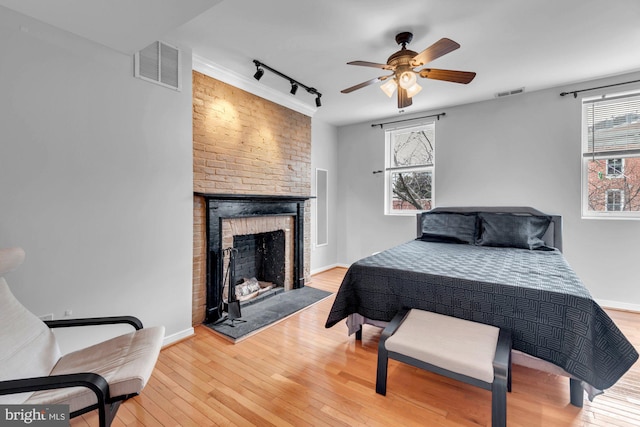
252 60 323 107
253 67 264 81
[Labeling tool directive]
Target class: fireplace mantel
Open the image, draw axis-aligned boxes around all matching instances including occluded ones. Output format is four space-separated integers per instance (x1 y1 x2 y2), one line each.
194 193 311 323
194 193 312 202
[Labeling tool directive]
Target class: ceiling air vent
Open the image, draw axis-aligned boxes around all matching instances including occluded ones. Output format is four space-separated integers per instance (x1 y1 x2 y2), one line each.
495 87 525 98
134 41 181 91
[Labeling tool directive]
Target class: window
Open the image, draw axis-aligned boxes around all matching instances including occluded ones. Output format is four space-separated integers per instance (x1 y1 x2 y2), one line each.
606 158 624 178
582 90 640 218
605 189 624 211
384 123 434 215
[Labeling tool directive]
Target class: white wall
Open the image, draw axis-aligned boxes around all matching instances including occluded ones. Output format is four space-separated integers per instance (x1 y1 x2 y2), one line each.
336 123 417 263
0 7 194 346
336 71 640 309
310 118 339 273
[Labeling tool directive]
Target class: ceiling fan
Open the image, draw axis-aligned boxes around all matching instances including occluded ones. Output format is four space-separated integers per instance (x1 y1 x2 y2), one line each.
341 32 476 109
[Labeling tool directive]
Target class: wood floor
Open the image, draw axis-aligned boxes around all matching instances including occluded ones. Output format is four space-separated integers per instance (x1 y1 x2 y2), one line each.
72 267 640 427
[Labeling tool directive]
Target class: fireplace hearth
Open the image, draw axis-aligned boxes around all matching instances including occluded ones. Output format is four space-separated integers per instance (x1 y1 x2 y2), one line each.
195 193 310 323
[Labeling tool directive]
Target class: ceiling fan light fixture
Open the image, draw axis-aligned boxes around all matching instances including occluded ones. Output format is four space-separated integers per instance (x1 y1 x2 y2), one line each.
341 33 474 109
398 71 417 89
406 82 422 98
380 78 397 97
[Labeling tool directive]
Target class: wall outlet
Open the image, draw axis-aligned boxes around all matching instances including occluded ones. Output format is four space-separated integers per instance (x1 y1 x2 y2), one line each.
64 309 73 317
39 313 54 321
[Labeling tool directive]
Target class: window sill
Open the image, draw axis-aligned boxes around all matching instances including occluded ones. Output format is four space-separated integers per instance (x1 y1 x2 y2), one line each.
581 213 640 220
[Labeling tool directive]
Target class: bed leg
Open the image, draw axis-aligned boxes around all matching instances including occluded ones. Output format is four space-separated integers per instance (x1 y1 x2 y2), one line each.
569 378 584 407
355 326 362 341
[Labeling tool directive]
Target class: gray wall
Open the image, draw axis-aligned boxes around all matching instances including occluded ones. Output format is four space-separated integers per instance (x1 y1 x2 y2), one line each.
336 71 640 309
310 118 339 273
0 7 194 345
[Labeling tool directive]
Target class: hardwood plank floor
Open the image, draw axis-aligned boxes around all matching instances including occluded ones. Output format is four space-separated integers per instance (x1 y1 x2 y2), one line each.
72 267 640 426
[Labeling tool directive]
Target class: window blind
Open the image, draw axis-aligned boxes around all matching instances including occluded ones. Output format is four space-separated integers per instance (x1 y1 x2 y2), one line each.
583 91 640 157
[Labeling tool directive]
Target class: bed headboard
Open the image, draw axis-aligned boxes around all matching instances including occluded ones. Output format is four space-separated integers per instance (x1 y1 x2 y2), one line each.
416 206 563 252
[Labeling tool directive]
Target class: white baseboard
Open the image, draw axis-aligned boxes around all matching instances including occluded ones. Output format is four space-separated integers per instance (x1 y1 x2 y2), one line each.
311 263 351 276
163 327 195 347
311 263 338 275
596 299 640 313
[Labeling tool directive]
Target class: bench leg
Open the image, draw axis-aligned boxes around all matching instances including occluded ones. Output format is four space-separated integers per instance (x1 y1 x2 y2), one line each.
491 377 507 427
569 378 584 408
376 347 388 395
507 351 512 393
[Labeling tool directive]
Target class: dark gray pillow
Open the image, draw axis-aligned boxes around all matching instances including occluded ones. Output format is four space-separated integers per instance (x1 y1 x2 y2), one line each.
476 212 551 250
419 212 477 244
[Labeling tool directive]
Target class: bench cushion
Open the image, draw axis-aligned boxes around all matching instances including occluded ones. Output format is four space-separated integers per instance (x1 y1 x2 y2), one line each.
385 309 499 383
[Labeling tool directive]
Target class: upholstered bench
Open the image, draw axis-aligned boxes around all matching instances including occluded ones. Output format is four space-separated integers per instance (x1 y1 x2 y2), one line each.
376 308 512 427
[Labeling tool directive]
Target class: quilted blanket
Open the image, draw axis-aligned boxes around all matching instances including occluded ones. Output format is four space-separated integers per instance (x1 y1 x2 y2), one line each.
325 239 638 391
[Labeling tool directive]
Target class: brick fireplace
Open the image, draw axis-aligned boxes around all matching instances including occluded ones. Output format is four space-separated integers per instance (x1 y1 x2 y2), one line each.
192 71 311 325
196 193 309 323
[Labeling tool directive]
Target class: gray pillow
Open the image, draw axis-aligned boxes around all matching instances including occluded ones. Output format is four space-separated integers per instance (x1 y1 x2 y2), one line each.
420 212 477 244
476 212 551 250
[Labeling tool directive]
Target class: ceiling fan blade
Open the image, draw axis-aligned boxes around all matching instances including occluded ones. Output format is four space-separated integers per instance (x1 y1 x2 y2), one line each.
341 76 385 94
412 38 460 67
397 87 412 109
341 75 394 94
418 68 476 84
347 60 393 70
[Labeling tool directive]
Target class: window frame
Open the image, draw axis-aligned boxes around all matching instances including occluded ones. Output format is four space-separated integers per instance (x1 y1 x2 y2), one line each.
581 89 640 219
384 122 435 216
606 158 624 178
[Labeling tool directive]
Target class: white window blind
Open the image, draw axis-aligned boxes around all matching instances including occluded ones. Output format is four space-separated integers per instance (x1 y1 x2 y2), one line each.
583 92 640 158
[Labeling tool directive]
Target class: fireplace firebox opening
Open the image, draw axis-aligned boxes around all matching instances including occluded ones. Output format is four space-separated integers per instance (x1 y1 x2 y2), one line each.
227 230 286 302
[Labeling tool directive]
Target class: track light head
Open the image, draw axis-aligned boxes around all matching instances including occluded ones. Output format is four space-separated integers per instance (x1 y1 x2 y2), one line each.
290 82 298 95
254 68 264 81
315 94 322 107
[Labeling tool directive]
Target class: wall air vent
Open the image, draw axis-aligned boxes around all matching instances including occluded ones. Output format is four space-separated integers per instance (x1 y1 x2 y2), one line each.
495 87 525 98
134 41 181 91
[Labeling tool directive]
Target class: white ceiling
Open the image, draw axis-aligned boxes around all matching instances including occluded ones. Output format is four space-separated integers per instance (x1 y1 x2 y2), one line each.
0 0 222 54
4 0 640 126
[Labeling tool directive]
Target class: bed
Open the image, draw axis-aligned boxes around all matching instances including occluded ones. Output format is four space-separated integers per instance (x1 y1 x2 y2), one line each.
325 206 638 406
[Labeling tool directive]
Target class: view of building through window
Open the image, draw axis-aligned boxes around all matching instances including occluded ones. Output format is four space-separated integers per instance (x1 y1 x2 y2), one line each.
583 91 640 217
587 157 640 212
385 123 434 214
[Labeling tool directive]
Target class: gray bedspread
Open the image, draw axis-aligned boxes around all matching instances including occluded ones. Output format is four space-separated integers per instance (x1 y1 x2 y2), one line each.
325 239 638 391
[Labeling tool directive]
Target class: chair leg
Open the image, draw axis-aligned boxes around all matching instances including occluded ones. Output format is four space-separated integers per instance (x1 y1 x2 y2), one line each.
376 347 388 395
491 377 507 427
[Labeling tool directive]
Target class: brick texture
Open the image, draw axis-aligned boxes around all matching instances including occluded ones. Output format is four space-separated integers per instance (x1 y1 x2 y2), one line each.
192 71 312 325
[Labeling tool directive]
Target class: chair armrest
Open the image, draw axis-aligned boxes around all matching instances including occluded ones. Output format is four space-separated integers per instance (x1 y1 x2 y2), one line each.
0 372 110 403
45 316 143 330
